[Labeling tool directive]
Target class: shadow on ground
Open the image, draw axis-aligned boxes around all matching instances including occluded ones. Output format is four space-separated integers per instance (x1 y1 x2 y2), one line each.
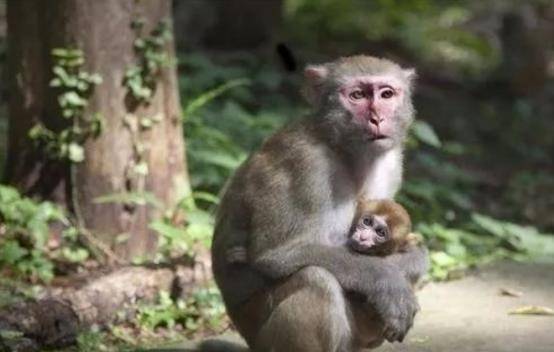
148 260 554 352
136 337 247 352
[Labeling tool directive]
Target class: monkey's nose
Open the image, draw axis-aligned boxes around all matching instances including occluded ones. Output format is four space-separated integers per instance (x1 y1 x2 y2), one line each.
358 232 369 241
369 113 383 126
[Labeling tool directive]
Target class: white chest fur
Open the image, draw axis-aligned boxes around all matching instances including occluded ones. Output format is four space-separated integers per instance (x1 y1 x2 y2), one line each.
360 148 403 200
323 148 403 246
323 201 357 246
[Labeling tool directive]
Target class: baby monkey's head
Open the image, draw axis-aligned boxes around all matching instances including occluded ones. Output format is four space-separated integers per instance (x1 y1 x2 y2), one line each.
349 199 412 256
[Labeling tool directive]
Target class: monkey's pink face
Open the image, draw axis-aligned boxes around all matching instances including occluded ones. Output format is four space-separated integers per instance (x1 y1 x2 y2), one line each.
349 214 390 253
339 75 406 145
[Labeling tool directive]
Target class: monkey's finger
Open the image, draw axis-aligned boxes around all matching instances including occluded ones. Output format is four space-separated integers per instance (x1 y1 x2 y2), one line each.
383 325 400 342
397 327 408 343
382 326 393 341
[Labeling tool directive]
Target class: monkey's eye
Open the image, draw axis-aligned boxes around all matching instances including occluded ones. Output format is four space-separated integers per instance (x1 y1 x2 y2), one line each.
376 226 388 238
380 89 395 99
362 216 373 227
349 90 365 100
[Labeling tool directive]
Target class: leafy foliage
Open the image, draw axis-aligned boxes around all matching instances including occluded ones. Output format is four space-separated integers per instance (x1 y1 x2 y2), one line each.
28 48 103 163
137 288 226 335
76 328 111 352
0 185 88 282
401 127 554 280
285 0 499 76
125 19 173 103
150 192 216 260
180 53 304 192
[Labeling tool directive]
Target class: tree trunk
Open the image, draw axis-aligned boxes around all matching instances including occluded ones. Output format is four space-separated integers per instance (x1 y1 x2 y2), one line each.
6 0 189 260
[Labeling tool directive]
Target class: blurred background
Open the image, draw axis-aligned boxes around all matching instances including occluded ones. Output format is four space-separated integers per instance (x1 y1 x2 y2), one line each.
0 0 553 351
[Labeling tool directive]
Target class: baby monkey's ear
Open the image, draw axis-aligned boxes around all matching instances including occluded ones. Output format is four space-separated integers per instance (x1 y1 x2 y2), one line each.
302 64 329 106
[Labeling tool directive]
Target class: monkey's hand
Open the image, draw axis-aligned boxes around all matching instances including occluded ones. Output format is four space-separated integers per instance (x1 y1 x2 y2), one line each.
369 265 419 343
385 243 429 286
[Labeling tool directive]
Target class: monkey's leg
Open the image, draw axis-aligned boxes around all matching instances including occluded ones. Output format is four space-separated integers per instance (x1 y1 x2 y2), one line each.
256 266 354 352
229 267 354 352
348 295 386 349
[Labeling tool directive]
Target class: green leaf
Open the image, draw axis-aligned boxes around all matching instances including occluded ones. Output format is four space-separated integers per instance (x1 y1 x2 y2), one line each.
183 78 251 118
52 66 69 80
140 117 154 129
133 162 149 176
411 120 442 148
150 221 186 240
191 191 220 205
88 73 103 85
60 91 87 108
194 150 245 170
62 247 89 263
50 78 62 87
0 241 28 265
68 143 85 162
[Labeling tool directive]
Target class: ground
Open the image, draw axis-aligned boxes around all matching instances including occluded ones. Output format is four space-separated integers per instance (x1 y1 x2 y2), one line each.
163 260 554 352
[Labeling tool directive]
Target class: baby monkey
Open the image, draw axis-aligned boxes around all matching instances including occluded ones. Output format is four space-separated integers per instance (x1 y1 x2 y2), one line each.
225 199 420 264
349 199 420 256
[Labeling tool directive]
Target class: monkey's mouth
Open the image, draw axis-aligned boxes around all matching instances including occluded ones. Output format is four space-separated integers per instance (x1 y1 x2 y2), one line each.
369 134 388 141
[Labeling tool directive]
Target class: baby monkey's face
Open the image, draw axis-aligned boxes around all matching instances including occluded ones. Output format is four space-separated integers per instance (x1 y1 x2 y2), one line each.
349 212 391 253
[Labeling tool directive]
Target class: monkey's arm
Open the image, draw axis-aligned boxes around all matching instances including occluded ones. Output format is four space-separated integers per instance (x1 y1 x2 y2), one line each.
384 243 429 285
252 241 402 292
250 240 417 342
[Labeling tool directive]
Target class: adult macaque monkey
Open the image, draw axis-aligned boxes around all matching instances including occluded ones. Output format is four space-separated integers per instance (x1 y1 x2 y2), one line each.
212 55 428 351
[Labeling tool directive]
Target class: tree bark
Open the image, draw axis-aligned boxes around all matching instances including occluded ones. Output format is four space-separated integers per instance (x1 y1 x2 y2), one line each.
6 0 189 259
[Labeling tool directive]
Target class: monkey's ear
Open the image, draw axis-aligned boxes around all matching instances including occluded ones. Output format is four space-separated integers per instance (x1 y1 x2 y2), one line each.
303 64 329 105
403 68 417 82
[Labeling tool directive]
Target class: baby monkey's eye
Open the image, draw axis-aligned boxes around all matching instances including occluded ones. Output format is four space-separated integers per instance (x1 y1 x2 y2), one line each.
376 226 388 238
362 216 373 227
349 90 365 100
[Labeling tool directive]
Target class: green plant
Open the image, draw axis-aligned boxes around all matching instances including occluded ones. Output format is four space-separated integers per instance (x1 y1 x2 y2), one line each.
125 19 173 104
76 329 110 352
400 122 554 280
0 185 89 282
137 287 226 334
28 48 103 163
120 18 174 187
180 53 303 192
284 0 499 77
150 192 217 260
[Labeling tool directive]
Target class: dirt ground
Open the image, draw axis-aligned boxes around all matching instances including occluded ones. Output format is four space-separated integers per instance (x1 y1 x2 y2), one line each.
162 260 554 352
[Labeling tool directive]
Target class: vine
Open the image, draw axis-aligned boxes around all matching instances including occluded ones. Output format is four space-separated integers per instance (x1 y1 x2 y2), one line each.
124 18 173 105
28 48 103 163
122 18 173 194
